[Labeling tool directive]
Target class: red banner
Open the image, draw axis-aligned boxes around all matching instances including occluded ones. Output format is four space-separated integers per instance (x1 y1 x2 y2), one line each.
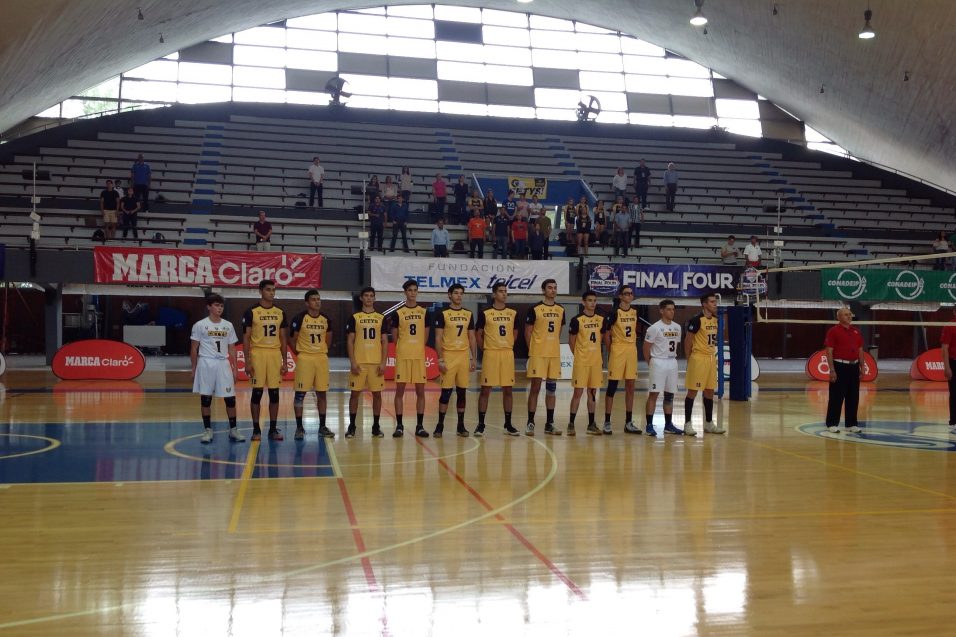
52 339 146 380
93 247 323 288
805 349 878 382
910 348 947 381
383 343 441 381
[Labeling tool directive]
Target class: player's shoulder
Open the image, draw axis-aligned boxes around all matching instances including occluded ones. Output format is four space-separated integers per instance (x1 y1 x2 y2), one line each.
686 312 704 329
290 310 307 326
319 312 332 323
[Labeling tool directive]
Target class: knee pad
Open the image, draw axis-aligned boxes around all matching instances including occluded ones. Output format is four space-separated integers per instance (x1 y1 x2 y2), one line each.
294 391 306 406
223 396 236 409
268 388 280 402
605 380 619 397
663 392 674 406
439 387 453 405
456 387 467 410
200 395 213 408
250 388 264 404
545 381 557 396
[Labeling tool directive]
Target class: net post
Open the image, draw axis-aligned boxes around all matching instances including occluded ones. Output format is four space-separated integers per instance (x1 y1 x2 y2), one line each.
717 305 726 399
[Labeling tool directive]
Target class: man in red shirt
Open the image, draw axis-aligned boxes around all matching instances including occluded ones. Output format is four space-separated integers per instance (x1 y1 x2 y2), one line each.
511 212 529 259
824 307 864 433
467 208 487 258
940 309 956 434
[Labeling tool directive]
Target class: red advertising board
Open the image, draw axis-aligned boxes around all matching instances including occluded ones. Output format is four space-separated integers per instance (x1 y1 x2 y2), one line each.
93 247 323 288
235 346 297 382
805 349 878 382
910 348 947 381
52 340 146 380
383 343 441 381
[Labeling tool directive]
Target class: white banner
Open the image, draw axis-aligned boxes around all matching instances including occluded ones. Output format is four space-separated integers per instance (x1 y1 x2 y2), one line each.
371 256 570 294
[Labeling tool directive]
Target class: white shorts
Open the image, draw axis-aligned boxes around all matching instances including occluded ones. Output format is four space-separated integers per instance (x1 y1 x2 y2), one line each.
193 357 236 397
647 358 678 394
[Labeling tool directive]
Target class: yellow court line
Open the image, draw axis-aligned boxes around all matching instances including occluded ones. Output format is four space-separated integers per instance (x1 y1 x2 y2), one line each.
227 440 260 534
0 434 60 461
325 435 343 479
0 604 131 631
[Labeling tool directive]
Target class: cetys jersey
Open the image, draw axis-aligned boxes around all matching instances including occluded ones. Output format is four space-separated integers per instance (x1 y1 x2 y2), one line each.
390 305 427 360
686 313 719 356
289 312 331 355
242 304 286 350
525 302 565 358
346 311 386 364
476 306 517 350
607 306 639 350
568 312 606 366
434 307 474 351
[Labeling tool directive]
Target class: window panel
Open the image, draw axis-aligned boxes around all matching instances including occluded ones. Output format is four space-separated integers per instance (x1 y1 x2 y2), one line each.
532 49 578 70
437 60 485 83
580 90 627 111
439 101 488 116
390 97 438 112
673 115 717 129
120 101 167 112
575 33 621 53
338 32 388 55
529 15 574 31
178 83 231 104
530 30 575 50
121 80 177 102
234 27 286 47
534 88 581 108
338 12 387 34
233 66 286 88
339 73 390 96
579 71 625 92
666 58 711 78
487 104 535 118
436 41 484 62
804 125 829 143
485 65 533 86
620 37 665 57
79 77 120 98
625 74 671 94
287 14 337 31
348 94 391 109
576 23 615 34
389 77 438 99
232 87 286 103
630 113 674 126
286 29 337 51
483 45 532 67
719 118 762 137
61 98 117 118
286 90 331 105
595 111 629 124
577 51 623 72
355 7 385 14
715 98 759 119
667 77 714 97
179 62 233 84
482 9 527 27
808 142 850 158
388 5 433 19
211 34 233 44
623 55 670 76
124 60 178 81
36 104 61 118
433 5 482 23
286 50 338 71
162 52 180 60
536 107 577 121
385 16 434 38
483 25 531 48
387 36 436 59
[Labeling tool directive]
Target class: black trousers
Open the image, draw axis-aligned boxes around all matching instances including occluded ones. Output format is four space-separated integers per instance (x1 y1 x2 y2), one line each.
310 182 323 207
133 184 149 211
469 239 484 258
949 360 956 425
613 229 629 256
369 223 384 251
826 361 860 427
121 212 138 239
635 183 648 209
390 222 409 252
665 183 677 211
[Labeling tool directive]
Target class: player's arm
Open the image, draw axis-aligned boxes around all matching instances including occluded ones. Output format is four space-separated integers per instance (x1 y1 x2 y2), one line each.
279 313 289 373
468 315 477 371
603 313 613 350
227 343 238 381
325 317 334 350
568 316 579 352
683 330 695 359
378 321 388 376
189 339 199 378
825 346 836 382
346 316 359 374
288 316 300 356
435 311 447 372
642 336 652 364
944 341 952 380
474 311 485 351
241 308 254 377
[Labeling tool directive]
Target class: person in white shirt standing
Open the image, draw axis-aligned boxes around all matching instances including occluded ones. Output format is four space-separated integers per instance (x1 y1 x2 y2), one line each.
743 235 762 267
612 167 628 201
307 156 324 208
190 293 245 444
643 299 684 436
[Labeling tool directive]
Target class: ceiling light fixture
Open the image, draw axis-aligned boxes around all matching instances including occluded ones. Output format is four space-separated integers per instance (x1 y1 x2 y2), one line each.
859 8 875 39
690 0 708 26
515 0 534 4
137 8 144 20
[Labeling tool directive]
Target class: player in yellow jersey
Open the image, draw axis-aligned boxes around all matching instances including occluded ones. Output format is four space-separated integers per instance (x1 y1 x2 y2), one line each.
683 291 725 435
433 283 476 438
289 289 335 440
603 284 640 435
568 290 607 436
390 280 431 438
241 279 288 441
525 278 565 436
346 287 388 439
476 281 519 436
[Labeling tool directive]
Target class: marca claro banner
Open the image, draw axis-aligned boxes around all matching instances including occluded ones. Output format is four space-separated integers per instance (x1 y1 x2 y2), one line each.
508 176 547 199
52 339 146 380
587 263 739 297
822 267 956 303
94 246 323 288
805 350 878 382
371 256 569 293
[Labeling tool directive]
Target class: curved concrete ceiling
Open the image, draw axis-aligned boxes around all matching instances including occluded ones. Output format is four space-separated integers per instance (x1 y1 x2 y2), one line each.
2 1 954 191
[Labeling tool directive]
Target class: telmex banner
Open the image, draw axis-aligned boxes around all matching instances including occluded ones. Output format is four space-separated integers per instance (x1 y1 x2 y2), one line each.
822 267 956 302
371 256 569 293
93 247 323 288
587 263 739 297
508 176 548 199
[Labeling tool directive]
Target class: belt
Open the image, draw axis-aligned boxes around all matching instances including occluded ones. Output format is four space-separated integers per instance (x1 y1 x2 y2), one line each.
833 359 859 364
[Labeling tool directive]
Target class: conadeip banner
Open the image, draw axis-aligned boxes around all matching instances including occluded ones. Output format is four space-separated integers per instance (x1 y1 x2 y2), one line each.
508 176 548 199
371 256 569 293
94 247 323 288
587 263 739 297
822 268 956 302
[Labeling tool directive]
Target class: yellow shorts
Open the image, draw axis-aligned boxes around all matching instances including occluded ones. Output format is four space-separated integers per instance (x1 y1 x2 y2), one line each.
249 349 282 388
294 353 329 392
395 358 426 385
572 362 603 389
102 210 117 224
608 346 638 381
441 350 471 388
527 356 561 379
350 363 385 392
685 352 717 391
481 349 515 387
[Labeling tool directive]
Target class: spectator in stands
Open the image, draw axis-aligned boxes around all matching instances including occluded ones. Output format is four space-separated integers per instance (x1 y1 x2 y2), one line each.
307 157 324 208
634 159 651 209
366 175 380 206
529 223 546 261
576 205 592 257
431 174 447 220
537 208 552 259
382 175 398 217
253 210 272 251
612 167 628 202
399 167 413 205
368 195 386 253
512 211 529 259
593 200 607 246
663 162 680 212
130 154 151 212
933 231 950 270
629 199 644 249
483 189 498 223
119 186 140 240
453 175 469 224
431 218 450 257
503 190 517 221
468 189 484 221
743 235 762 267
388 193 410 253
529 194 543 223
517 193 529 219
563 197 577 247
613 202 630 258
721 235 739 265
493 206 511 259
467 207 487 259
99 179 120 240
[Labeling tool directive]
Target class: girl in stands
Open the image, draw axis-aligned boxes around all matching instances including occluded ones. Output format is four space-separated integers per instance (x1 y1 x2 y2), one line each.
576 204 592 257
400 167 413 205
593 200 607 246
383 176 398 217
564 197 577 248
366 175 380 206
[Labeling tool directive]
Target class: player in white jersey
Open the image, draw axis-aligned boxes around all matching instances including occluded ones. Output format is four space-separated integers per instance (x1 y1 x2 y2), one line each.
642 299 684 436
190 293 245 444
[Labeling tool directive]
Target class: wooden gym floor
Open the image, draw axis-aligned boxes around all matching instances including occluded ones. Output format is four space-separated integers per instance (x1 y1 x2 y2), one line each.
0 365 954 636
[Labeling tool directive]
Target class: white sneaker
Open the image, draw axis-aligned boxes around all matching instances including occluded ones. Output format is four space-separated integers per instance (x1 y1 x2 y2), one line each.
826 426 840 433
703 422 726 434
229 428 246 442
683 422 698 437
200 428 214 443
847 425 862 434
623 421 641 434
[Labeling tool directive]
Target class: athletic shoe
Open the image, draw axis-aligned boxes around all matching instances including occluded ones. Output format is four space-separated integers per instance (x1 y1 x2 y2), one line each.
229 428 246 442
525 422 535 437
268 428 284 441
683 422 698 437
457 426 470 438
200 428 214 444
251 429 262 441
415 426 430 438
586 423 602 436
294 427 306 441
645 424 658 436
473 425 485 438
623 421 641 435
603 422 613 435
504 424 520 436
567 424 576 436
392 426 404 438
826 426 839 433
663 424 684 435
371 426 385 438
433 425 444 439
544 423 562 436
704 422 726 434
345 425 356 439
847 425 862 434
318 426 335 438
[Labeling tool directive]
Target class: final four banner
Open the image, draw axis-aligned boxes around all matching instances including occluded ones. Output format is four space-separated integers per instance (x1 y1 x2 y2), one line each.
822 267 956 302
371 256 570 293
587 263 739 297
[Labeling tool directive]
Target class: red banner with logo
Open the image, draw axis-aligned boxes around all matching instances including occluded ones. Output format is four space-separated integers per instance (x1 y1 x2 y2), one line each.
93 247 323 288
910 348 946 381
383 343 441 381
52 339 146 380
805 349 878 382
